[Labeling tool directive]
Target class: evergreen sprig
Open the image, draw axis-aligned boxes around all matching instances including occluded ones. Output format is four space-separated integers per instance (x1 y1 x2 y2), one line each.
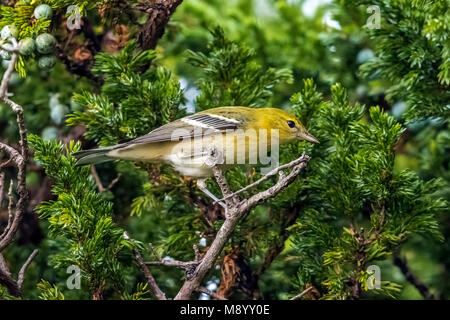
289 79 446 299
29 134 134 298
186 27 293 110
341 0 450 120
67 41 185 146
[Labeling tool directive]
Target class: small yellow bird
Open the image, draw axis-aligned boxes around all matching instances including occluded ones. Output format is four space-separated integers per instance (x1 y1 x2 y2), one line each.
73 106 319 177
74 106 318 207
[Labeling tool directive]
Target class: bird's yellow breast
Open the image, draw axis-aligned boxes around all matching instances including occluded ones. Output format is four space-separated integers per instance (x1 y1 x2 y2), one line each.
108 129 280 177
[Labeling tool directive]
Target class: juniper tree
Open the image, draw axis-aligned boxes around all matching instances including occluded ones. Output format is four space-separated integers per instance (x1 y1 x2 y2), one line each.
0 0 448 300
30 28 446 300
335 0 450 298
288 79 445 299
338 0 449 120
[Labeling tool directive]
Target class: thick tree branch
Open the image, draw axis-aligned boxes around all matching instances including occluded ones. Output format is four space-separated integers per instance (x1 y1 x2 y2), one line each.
0 252 20 297
0 249 38 297
137 0 184 50
174 154 310 299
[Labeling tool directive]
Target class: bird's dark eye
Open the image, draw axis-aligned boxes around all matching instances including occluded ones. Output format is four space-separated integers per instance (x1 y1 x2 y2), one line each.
287 120 296 128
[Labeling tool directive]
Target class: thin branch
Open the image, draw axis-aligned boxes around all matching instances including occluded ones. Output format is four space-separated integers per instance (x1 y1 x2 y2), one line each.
0 158 12 168
148 242 161 261
0 38 28 253
105 173 121 190
0 252 10 276
124 232 167 300
197 287 227 300
90 166 121 192
239 156 309 213
145 259 198 270
0 172 4 209
290 286 314 300
218 154 309 203
0 180 14 242
394 253 436 300
174 154 310 299
212 166 239 208
193 244 201 261
17 249 38 290
0 38 19 98
0 37 31 297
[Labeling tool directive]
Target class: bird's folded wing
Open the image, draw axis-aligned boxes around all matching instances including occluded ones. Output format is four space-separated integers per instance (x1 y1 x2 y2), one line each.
128 113 242 145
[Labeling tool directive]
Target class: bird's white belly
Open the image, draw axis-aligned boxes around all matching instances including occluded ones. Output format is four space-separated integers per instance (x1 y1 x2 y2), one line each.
164 152 214 177
163 133 262 177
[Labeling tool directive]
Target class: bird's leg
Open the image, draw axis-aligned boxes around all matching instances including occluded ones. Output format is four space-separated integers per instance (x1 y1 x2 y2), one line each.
196 178 229 219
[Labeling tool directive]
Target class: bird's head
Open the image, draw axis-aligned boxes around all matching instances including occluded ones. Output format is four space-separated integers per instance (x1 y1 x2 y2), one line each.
257 108 319 144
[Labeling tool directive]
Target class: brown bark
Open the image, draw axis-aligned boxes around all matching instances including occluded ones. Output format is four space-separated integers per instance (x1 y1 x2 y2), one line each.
0 38 38 298
137 0 184 50
174 155 310 299
217 206 302 299
217 247 260 299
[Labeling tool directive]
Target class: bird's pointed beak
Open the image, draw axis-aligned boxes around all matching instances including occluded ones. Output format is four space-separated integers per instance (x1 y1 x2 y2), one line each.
299 131 320 144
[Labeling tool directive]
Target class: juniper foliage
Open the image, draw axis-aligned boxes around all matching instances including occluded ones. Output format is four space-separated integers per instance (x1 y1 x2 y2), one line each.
289 79 445 299
28 134 142 299
67 41 185 146
186 27 293 110
340 0 450 120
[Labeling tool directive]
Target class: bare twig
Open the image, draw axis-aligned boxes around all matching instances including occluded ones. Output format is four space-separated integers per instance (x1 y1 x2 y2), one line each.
0 38 19 98
290 286 314 300
124 232 167 300
148 242 161 261
145 259 198 270
0 39 28 253
0 249 38 297
193 244 201 261
90 166 121 192
197 287 227 300
394 253 436 300
0 181 14 242
0 158 12 168
0 173 5 209
0 37 31 297
218 154 309 203
17 249 38 290
174 154 310 299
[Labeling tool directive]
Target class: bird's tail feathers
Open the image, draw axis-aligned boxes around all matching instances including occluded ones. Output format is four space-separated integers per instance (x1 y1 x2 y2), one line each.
73 146 115 166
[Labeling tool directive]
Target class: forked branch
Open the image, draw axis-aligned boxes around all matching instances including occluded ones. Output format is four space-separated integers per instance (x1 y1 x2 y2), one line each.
173 154 310 299
0 37 35 297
